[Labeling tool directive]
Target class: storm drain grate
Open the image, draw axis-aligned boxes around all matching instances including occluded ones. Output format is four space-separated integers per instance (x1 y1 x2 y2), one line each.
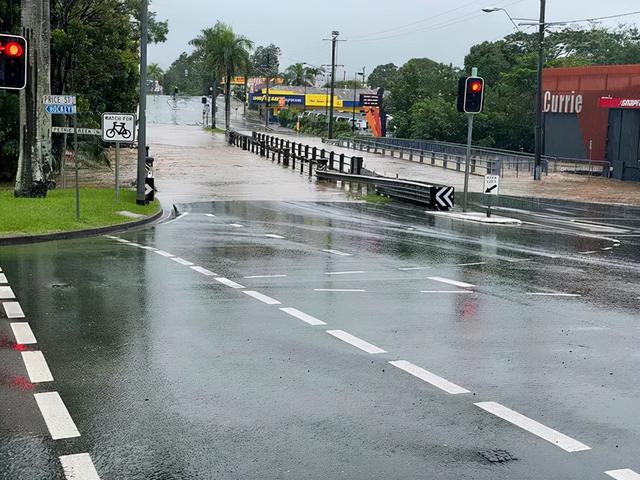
479 449 518 464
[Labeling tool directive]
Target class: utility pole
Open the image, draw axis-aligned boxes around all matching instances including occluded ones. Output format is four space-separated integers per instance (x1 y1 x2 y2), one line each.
265 52 271 128
352 68 365 133
136 0 149 205
327 31 339 139
534 0 546 181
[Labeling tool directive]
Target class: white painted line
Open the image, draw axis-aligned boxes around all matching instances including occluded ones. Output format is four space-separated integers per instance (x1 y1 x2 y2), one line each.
154 250 174 257
11 323 36 344
243 290 281 305
605 469 640 480
389 360 469 394
190 266 218 276
176 212 189 221
3 302 25 318
205 214 216 217
474 402 591 452
325 271 365 276
0 273 7 283
115 238 131 244
505 258 532 263
322 249 352 256
264 234 285 239
60 453 101 480
455 262 488 267
421 290 474 294
214 277 246 289
326 330 386 354
21 351 54 383
0 286 16 299
229 223 244 227
280 307 327 326
244 274 287 279
103 235 118 240
527 292 581 297
398 266 428 271
0 265 2 271
428 277 476 289
171 257 194 266
34 392 81 440
601 247 614 251
314 289 366 293
138 245 157 251
580 251 598 255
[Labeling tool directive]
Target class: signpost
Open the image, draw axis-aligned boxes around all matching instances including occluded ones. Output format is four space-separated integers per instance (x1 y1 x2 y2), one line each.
483 174 500 218
102 113 136 200
44 95 80 219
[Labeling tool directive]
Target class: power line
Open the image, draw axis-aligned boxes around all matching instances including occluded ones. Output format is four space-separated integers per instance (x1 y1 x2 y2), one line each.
524 9 640 27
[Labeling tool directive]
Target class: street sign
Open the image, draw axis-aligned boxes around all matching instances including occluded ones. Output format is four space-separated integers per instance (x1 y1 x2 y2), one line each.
52 126 100 136
102 113 136 142
43 95 76 105
434 186 455 210
45 104 76 115
359 94 380 107
484 175 500 195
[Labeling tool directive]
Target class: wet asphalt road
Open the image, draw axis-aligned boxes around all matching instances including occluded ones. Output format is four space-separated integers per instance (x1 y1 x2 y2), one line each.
2 195 640 479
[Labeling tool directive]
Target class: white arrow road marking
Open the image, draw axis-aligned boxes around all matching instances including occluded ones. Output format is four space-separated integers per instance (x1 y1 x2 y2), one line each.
326 330 386 354
390 360 470 394
34 392 81 440
60 453 101 480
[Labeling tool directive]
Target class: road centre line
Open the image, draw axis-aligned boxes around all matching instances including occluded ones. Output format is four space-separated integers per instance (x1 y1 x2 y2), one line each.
0 286 16 299
314 289 366 293
421 290 474 294
389 360 470 394
605 469 640 480
11 323 36 344
326 330 386 354
191 266 218 276
244 274 287 279
527 292 581 297
34 392 81 440
325 271 365 276
3 302 25 318
21 351 54 383
0 273 7 283
59 453 101 480
243 290 282 305
280 307 327 326
322 249 352 256
474 401 591 452
214 277 246 289
428 277 476 289
153 250 174 257
171 257 194 266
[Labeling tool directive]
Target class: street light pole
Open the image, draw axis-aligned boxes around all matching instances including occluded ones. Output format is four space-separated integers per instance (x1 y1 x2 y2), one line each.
534 0 546 181
136 0 148 205
327 31 339 139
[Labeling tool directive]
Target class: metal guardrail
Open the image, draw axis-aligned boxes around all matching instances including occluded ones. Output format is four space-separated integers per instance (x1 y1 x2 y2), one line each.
227 130 455 210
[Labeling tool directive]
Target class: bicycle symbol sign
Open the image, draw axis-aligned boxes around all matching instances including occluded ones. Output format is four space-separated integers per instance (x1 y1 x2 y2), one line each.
102 113 136 143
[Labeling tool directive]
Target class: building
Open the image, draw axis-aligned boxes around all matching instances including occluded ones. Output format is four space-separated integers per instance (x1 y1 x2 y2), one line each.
543 65 640 181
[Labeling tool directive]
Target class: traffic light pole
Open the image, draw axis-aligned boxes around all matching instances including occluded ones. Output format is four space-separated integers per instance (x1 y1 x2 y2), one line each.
534 0 546 181
463 113 474 213
136 0 149 205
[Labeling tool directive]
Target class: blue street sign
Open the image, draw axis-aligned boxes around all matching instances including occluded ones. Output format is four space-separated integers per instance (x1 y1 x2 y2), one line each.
45 104 76 115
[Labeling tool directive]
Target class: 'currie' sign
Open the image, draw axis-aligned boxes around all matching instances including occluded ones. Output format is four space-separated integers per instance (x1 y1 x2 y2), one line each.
543 91 583 114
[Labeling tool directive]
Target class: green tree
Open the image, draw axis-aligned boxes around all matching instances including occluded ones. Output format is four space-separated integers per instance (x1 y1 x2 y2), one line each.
251 44 281 77
147 63 164 83
284 63 306 85
367 63 398 90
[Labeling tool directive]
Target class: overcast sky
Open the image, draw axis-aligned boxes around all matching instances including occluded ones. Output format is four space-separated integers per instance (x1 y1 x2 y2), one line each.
148 0 640 77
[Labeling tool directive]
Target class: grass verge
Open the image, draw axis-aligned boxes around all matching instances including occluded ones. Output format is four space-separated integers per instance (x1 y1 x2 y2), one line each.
362 193 391 205
0 188 160 237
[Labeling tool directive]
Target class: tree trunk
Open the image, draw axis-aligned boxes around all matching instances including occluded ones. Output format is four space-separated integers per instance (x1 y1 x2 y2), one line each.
15 0 52 197
225 70 231 130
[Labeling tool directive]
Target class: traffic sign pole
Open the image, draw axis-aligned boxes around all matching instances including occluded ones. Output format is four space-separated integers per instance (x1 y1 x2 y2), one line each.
74 113 80 221
463 113 474 213
115 142 120 201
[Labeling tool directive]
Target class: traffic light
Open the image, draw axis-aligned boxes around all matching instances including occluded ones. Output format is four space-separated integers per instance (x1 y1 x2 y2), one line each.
457 76 485 114
0 34 27 90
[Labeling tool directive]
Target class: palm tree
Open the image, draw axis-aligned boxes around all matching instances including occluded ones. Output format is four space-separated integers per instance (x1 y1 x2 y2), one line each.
304 65 326 86
147 63 164 82
284 63 306 86
190 22 253 131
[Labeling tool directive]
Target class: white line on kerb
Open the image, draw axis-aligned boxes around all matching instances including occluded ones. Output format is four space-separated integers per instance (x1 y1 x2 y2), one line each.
171 257 194 266
125 242 142 248
314 289 366 293
264 234 285 239
229 223 244 227
455 262 488 267
244 274 287 279
325 271 365 276
322 249 352 256
138 246 157 251
474 401 591 452
154 250 174 257
527 292 581 297
0 286 16 299
428 277 476 289
60 453 101 480
114 238 131 244
190 266 218 276
34 392 81 440
398 266 428 271
205 214 216 217
326 330 386 354
421 290 474 294
3 301 25 318
605 469 640 480
280 307 327 326
389 360 469 394
21 351 54 383
243 290 281 305
214 277 246 289
11 323 37 344
0 273 7 283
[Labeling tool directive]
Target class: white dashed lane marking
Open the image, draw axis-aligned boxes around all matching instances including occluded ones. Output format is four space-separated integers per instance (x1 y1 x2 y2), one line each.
322 249 352 256
214 278 246 289
455 262 487 267
21 351 54 383
34 392 81 440
527 293 581 297
605 469 640 480
0 273 7 283
314 289 366 293
264 234 285 239
325 271 365 276
243 290 282 305
398 266 428 271
244 274 287 279
171 257 194 266
390 360 470 394
191 266 218 276
229 224 244 228
60 453 101 480
153 250 174 257
474 402 591 452
3 301 25 318
0 286 16 299
11 323 37 344
421 290 474 294
326 330 386 354
428 277 476 289
280 307 327 326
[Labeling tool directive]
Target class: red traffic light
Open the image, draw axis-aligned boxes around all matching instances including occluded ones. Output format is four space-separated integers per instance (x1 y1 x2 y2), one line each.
4 42 24 58
469 80 482 93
